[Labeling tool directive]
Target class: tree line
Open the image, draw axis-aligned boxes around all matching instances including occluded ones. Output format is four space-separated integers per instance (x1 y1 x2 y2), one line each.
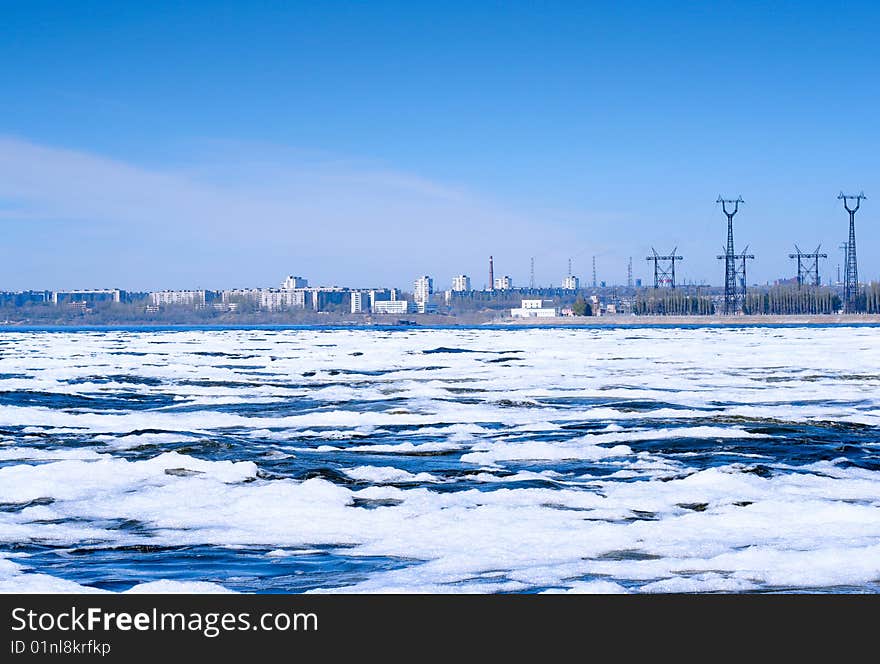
633 290 716 315
632 283 880 315
861 282 880 313
743 285 841 315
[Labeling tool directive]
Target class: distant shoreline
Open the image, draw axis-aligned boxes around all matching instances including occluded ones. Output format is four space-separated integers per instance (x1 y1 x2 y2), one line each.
489 314 880 326
1 313 880 330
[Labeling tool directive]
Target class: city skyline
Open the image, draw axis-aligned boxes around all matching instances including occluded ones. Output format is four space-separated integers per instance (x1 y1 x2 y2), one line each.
1 2 879 290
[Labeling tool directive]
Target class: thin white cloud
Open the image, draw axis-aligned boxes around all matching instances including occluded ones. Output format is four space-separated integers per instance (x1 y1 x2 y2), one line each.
0 136 588 291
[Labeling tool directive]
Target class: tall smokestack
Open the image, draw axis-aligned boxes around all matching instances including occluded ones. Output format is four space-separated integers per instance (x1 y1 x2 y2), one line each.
489 255 494 291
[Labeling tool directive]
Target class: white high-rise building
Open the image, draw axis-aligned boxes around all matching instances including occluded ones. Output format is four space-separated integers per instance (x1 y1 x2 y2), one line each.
221 288 262 303
281 275 308 290
351 291 364 313
494 276 512 291
149 290 207 307
562 275 579 290
413 275 433 304
451 275 471 292
259 289 306 311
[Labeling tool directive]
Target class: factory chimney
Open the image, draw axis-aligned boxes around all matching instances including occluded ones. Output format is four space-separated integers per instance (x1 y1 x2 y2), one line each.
488 256 495 291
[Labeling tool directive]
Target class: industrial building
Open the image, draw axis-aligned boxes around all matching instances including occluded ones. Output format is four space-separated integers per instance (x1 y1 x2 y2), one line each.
373 299 409 314
510 299 558 318
368 287 407 314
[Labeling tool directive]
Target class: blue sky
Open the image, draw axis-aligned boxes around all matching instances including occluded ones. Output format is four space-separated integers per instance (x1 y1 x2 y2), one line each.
1 1 878 290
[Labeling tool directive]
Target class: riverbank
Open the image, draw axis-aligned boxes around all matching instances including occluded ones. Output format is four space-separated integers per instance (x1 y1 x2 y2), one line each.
1 313 880 329
489 314 880 326
0 311 490 327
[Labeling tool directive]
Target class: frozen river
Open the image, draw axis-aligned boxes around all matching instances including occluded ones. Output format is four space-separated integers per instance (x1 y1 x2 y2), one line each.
1 325 879 593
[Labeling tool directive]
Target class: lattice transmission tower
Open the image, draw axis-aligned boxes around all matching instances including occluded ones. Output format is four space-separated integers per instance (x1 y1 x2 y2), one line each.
838 192 865 312
735 246 755 302
716 196 745 314
645 248 683 289
789 245 827 287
